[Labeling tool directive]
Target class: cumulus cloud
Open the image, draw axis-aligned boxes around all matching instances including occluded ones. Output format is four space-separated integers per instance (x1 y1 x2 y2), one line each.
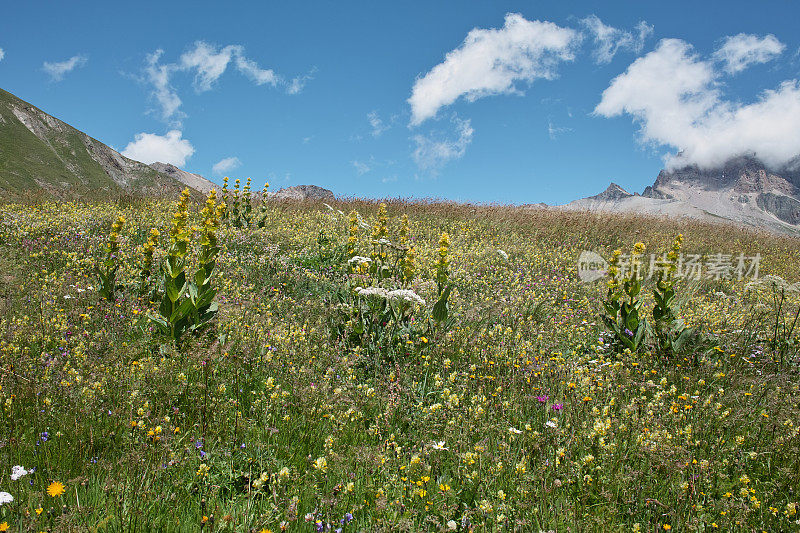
0 48 5 61
121 130 195 167
580 15 653 64
212 156 241 176
713 33 785 74
412 116 474 170
408 13 580 125
43 55 87 81
595 38 800 170
143 41 306 124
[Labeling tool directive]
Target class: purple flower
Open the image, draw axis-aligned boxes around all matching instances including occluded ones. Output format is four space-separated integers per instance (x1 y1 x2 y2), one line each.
536 395 549 403
551 403 564 411
344 513 353 523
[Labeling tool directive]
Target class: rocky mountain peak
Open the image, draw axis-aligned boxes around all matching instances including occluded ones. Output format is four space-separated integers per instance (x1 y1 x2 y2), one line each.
589 182 633 201
269 184 335 200
564 155 800 235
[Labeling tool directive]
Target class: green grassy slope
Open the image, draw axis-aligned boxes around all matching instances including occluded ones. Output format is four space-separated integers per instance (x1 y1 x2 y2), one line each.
0 87 189 199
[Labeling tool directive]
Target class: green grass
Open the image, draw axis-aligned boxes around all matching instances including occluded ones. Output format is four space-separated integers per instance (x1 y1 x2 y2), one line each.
0 87 188 200
0 197 799 532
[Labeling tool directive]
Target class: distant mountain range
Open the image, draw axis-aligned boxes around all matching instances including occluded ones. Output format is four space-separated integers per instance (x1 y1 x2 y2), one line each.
2 87 799 235
561 155 800 235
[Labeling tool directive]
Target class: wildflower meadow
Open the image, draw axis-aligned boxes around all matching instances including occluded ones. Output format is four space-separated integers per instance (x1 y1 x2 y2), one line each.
0 188 798 531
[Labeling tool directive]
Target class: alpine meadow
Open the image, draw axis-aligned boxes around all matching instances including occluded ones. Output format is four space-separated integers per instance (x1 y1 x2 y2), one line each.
2 2 800 532
0 189 798 531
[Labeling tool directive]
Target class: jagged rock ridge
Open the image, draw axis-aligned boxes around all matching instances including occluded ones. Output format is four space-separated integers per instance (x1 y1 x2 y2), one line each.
563 155 800 235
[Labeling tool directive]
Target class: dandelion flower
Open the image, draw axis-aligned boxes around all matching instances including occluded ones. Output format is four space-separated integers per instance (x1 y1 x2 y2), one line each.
47 481 65 497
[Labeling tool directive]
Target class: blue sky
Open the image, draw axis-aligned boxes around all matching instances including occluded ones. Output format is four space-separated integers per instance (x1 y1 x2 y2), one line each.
2 1 800 204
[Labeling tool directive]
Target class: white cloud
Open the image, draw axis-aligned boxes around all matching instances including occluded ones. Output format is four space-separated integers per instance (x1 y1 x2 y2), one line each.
181 42 241 91
408 13 580 125
0 48 4 62
367 111 389 137
235 54 279 86
548 120 572 140
412 116 474 170
713 33 785 74
144 50 183 125
580 15 653 64
286 68 316 95
595 38 800 170
121 130 195 167
43 55 87 81
352 160 371 175
212 156 241 176
143 41 306 124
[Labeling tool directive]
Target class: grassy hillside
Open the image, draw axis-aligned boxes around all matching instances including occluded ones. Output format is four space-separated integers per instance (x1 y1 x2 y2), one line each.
0 88 188 200
0 196 798 531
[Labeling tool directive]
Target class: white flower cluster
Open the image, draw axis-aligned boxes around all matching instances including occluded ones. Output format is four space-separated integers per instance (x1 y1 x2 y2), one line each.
387 289 426 306
10 465 28 481
497 249 508 260
353 287 426 306
745 274 800 293
355 286 390 299
348 256 372 265
0 491 12 505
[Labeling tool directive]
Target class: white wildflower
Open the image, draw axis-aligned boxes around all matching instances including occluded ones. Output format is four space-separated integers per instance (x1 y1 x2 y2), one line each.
431 441 448 450
10 465 28 481
348 256 372 265
387 289 426 306
0 491 13 505
497 249 508 260
355 286 389 299
509 426 522 434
